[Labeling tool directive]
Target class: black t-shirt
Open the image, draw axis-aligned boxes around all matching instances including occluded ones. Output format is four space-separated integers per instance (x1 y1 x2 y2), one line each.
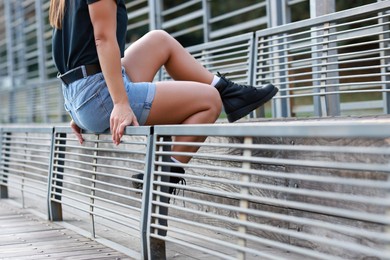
52 0 127 75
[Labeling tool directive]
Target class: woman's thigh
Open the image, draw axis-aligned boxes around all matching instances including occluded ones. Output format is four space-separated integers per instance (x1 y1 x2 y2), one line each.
145 81 222 125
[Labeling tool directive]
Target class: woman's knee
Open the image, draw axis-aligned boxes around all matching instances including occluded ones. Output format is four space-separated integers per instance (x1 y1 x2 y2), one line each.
145 30 172 44
207 88 223 118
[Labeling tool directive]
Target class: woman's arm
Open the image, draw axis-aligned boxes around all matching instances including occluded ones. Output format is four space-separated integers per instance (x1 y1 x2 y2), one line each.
88 0 138 145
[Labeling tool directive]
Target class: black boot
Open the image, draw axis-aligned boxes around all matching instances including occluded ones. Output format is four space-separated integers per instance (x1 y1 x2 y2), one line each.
215 72 278 122
132 173 144 191
131 162 185 196
167 165 186 196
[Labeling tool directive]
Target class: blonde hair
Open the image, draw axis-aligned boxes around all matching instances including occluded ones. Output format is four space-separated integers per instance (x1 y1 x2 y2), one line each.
49 0 66 29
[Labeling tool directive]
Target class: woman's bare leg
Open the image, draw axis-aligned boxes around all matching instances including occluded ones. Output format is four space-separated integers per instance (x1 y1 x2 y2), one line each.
121 30 214 83
145 81 222 163
121 30 222 163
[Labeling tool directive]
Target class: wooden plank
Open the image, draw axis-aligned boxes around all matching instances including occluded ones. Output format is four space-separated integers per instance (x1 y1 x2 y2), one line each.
0 201 132 260
0 229 85 246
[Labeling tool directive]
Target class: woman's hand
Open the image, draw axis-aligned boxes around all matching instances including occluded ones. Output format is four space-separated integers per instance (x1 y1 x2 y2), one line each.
110 103 139 145
70 120 84 144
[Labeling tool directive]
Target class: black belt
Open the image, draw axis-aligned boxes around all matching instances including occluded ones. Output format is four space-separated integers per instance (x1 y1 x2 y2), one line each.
58 64 102 85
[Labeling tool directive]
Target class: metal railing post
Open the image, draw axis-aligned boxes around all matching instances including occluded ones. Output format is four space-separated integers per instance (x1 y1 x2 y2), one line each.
148 135 172 260
35 0 47 123
89 134 99 238
250 32 266 118
28 85 35 123
4 1 15 123
267 0 290 117
0 130 10 199
379 8 390 114
386 175 390 256
47 130 66 221
148 0 155 30
35 0 46 82
202 0 211 43
237 137 252 259
140 127 155 260
310 0 340 117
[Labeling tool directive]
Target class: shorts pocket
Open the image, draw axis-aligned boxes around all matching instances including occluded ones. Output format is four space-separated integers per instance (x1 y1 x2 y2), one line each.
73 79 104 110
74 92 110 133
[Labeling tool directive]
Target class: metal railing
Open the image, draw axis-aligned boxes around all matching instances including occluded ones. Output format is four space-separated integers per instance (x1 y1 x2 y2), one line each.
152 0 270 43
255 1 390 117
1 120 390 259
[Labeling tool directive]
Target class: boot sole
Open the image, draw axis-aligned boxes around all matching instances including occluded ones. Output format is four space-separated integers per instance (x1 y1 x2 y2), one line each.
227 84 279 123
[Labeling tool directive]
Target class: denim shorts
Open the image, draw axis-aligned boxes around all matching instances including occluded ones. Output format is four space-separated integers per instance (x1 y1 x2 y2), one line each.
61 67 156 133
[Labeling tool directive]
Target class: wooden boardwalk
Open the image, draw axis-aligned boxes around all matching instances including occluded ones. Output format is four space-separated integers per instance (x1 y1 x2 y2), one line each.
0 200 250 260
0 201 132 260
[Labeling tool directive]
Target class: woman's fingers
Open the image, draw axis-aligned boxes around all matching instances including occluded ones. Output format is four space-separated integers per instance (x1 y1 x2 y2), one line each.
70 120 84 144
110 103 138 145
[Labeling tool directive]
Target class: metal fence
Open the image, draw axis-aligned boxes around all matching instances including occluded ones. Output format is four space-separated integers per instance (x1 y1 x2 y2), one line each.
0 0 295 84
256 0 390 117
1 120 390 259
1 0 389 123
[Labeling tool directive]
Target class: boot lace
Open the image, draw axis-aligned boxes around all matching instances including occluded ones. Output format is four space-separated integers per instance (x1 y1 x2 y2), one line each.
217 72 254 90
170 177 186 196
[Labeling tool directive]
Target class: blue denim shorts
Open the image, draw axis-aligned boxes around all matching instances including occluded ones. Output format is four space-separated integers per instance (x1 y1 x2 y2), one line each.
62 67 156 133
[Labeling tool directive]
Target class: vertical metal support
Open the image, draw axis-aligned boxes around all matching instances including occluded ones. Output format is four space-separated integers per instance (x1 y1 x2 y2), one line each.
324 23 341 117
251 32 266 118
267 0 287 29
35 0 46 81
310 0 340 117
148 0 164 81
90 135 99 238
151 136 164 239
267 0 290 117
383 15 390 239
20 133 28 208
202 0 211 42
148 135 171 260
0 131 10 199
256 35 270 117
148 0 157 30
237 137 252 260
149 0 162 31
47 128 55 219
35 0 47 123
4 1 14 83
28 85 35 123
311 26 325 117
386 174 390 256
140 127 155 260
48 131 66 221
15 1 26 84
4 1 15 123
379 9 390 114
0 129 2 193
157 136 172 237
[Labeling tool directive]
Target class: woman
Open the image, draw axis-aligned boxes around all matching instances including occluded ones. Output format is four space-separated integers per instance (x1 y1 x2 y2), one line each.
49 0 278 193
